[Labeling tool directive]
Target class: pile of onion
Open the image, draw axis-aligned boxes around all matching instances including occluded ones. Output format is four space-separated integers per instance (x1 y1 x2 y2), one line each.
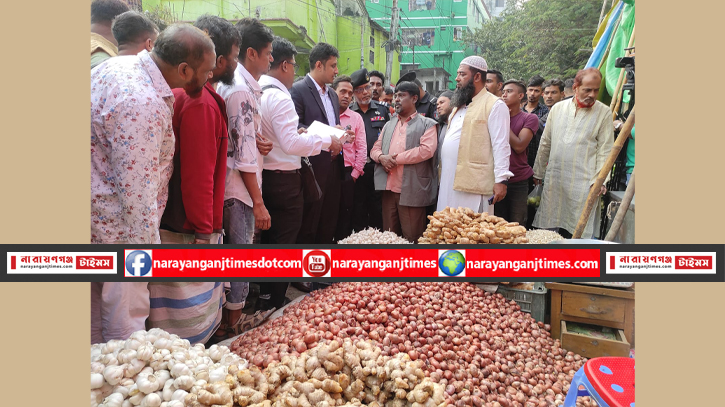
231 283 592 407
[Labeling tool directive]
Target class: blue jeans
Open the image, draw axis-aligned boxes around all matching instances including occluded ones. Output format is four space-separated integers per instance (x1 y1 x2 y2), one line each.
225 282 249 309
223 198 255 244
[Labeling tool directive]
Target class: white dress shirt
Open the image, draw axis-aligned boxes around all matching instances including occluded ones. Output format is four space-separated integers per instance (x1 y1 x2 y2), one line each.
308 73 337 126
259 75 332 171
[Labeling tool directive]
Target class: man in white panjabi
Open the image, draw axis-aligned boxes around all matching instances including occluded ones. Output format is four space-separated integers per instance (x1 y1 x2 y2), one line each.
437 56 513 214
532 68 614 238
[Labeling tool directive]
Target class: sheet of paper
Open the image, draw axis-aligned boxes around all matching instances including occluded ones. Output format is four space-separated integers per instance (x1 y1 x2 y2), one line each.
307 120 346 140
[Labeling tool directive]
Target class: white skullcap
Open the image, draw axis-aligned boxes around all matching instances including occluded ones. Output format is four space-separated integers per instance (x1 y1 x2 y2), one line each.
460 56 488 71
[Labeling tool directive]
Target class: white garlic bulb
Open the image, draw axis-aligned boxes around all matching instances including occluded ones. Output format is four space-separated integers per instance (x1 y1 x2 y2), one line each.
171 389 188 402
125 358 146 378
140 367 154 376
102 340 123 355
128 392 144 406
102 354 119 366
207 345 223 362
91 362 106 374
91 373 105 389
117 349 137 364
173 376 193 391
148 328 170 340
170 363 191 378
136 344 154 361
129 331 148 343
112 384 131 399
127 384 140 397
103 365 125 386
122 401 132 407
140 393 161 407
149 359 167 371
91 389 103 407
154 369 171 384
100 392 124 407
162 379 175 401
99 382 114 398
171 351 188 363
167 400 184 407
124 338 142 351
136 372 160 394
153 338 171 350
194 370 209 382
208 366 227 383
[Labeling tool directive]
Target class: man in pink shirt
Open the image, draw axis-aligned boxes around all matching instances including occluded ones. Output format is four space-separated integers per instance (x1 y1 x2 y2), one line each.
371 81 438 243
333 71 367 240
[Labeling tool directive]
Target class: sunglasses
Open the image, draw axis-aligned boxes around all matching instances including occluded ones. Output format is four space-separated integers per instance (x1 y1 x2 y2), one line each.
353 85 372 95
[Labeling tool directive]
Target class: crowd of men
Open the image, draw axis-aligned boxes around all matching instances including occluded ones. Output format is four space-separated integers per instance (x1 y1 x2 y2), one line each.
91 0 623 246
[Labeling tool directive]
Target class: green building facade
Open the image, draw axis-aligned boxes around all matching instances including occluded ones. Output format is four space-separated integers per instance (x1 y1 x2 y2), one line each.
142 0 399 81
366 0 490 92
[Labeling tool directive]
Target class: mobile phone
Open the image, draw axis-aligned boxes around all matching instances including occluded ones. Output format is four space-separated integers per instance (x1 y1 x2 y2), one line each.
488 196 495 205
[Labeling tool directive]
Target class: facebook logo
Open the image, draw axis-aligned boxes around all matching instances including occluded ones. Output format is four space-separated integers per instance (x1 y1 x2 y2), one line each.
124 250 152 277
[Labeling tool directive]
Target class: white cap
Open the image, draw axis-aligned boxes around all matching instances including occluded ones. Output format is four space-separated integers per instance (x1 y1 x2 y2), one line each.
460 56 488 71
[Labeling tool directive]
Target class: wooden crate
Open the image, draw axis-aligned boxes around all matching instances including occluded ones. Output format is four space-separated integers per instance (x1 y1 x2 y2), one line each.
561 291 626 324
561 321 630 358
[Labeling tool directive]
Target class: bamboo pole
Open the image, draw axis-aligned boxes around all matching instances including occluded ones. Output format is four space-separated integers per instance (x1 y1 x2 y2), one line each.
612 27 636 119
609 26 635 118
572 107 635 239
598 0 609 26
604 168 635 242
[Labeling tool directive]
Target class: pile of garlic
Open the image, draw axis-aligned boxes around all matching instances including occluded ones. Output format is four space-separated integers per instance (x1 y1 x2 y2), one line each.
91 329 247 407
338 228 412 245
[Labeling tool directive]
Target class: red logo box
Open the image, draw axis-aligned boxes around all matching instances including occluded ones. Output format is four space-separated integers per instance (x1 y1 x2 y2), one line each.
76 256 114 269
675 256 712 270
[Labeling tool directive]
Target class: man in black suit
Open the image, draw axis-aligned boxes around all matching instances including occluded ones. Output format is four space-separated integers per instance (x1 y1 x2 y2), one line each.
291 42 347 244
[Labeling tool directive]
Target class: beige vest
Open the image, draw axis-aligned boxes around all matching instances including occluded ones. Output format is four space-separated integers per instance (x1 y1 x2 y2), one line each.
91 32 118 57
450 89 499 196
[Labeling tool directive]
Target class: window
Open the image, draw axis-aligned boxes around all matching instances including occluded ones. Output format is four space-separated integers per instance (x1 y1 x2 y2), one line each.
402 28 435 47
496 0 505 7
369 50 375 64
370 36 375 47
453 27 463 41
409 0 436 11
426 81 434 92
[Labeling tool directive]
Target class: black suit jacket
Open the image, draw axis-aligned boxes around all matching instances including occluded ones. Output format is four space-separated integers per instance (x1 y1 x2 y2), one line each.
290 75 343 187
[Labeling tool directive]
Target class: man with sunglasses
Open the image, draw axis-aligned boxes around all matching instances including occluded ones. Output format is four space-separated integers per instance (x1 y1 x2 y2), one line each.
332 71 367 241
349 69 390 232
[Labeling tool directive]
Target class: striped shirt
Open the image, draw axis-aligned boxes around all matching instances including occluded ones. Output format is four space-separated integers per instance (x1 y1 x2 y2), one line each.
147 282 224 344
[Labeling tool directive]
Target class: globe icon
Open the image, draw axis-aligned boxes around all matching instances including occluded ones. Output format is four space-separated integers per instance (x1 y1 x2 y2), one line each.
438 250 465 276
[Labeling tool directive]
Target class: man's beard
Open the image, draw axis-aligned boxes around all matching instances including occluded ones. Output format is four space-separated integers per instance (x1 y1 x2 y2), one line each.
354 94 371 106
184 77 206 95
218 64 236 86
438 113 450 125
451 80 475 108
